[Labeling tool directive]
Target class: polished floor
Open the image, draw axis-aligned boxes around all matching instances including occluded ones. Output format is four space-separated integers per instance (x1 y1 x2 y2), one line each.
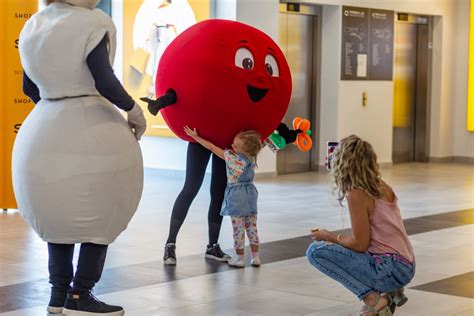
0 163 473 315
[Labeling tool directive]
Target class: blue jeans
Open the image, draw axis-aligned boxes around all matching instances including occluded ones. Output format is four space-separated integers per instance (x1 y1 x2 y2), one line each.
306 241 415 300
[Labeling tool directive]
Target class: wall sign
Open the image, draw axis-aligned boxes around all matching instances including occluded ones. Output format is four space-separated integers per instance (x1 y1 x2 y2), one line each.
369 9 394 80
341 6 369 80
341 6 394 81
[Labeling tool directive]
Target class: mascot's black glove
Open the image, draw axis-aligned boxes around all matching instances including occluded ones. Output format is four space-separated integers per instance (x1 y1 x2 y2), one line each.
276 122 303 144
140 89 177 116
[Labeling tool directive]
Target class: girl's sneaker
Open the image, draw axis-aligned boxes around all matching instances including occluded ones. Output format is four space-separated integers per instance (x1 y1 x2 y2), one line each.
251 256 261 267
228 256 245 268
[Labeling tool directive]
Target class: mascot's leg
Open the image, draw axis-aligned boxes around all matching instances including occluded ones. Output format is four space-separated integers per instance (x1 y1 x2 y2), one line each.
71 243 108 294
166 142 211 244
204 154 231 262
62 243 124 314
47 243 74 312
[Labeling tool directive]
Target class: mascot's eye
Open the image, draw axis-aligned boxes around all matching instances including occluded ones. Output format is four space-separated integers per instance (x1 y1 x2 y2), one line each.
265 54 279 77
235 48 254 70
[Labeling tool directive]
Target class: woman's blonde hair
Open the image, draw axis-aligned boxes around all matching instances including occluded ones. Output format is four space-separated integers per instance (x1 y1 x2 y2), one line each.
331 135 383 205
237 130 263 161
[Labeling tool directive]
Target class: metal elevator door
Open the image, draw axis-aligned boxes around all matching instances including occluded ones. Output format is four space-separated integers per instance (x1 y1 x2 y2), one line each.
392 20 430 163
278 12 318 174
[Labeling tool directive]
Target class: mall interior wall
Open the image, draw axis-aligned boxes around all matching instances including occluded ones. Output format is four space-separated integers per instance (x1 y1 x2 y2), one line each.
302 0 473 164
453 0 474 160
112 0 472 172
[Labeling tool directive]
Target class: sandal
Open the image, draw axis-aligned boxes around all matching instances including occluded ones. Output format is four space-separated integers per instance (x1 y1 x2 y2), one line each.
359 293 393 316
388 289 408 313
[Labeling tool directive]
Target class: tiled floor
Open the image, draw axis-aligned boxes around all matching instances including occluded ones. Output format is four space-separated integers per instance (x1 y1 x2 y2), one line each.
0 162 473 315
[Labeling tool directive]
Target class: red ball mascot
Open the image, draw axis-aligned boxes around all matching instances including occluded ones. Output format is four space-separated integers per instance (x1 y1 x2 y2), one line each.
141 19 300 265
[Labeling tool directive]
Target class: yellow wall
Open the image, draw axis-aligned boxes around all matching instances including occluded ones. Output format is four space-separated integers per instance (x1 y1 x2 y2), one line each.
468 0 474 131
122 0 210 137
0 0 37 209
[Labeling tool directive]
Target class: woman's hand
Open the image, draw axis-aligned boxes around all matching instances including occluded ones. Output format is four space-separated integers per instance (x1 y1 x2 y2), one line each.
184 126 199 139
310 228 336 243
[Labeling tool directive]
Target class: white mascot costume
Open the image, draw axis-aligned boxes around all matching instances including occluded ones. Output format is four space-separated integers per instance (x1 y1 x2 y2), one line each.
13 0 143 245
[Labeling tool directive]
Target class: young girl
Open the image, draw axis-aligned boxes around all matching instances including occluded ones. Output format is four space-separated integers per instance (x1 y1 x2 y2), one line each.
306 135 415 316
184 126 263 268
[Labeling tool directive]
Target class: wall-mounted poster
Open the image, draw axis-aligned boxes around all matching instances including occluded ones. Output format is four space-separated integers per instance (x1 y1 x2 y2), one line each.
369 9 394 80
341 6 394 81
123 0 210 137
341 6 369 80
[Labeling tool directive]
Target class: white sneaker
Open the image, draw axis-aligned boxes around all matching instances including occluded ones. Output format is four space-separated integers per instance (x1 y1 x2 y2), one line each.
228 257 245 268
251 256 261 267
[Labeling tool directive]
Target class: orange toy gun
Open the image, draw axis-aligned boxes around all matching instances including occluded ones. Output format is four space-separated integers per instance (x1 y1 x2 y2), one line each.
292 117 312 152
264 117 313 152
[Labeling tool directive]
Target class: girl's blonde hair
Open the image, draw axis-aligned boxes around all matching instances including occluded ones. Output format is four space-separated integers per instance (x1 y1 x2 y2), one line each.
237 130 263 161
331 135 384 205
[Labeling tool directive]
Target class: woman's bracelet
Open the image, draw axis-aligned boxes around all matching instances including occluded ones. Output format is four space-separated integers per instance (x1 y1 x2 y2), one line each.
336 234 342 244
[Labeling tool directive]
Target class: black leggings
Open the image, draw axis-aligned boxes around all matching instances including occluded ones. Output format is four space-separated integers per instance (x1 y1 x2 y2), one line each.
166 142 227 245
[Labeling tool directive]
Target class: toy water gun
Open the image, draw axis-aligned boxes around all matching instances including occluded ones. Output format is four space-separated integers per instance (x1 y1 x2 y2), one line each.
292 117 312 152
265 131 287 152
264 118 313 152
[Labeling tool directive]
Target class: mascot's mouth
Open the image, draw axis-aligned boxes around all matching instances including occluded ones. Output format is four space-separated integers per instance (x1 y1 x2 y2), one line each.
247 85 269 103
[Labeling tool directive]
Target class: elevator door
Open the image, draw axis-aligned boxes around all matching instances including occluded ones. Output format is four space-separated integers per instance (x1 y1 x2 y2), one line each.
278 12 316 174
392 21 429 163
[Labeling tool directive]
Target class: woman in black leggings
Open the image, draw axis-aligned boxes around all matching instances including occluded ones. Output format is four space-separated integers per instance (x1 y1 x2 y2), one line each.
144 93 301 266
163 142 230 264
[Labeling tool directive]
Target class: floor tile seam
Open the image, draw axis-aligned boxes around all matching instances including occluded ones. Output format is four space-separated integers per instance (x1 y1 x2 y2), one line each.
406 288 474 300
408 223 474 236
0 298 46 314
101 290 202 308
300 301 360 315
454 308 474 315
267 287 353 305
148 286 264 306
407 271 474 300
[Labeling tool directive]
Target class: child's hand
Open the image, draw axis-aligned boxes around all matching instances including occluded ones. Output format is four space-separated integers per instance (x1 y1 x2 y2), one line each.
184 126 198 139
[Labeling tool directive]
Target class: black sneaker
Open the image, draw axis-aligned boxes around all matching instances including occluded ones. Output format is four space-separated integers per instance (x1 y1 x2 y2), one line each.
63 292 124 315
205 243 231 262
47 291 67 314
163 243 177 265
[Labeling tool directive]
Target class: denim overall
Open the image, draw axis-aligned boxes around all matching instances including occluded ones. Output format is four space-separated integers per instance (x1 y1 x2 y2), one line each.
220 156 258 217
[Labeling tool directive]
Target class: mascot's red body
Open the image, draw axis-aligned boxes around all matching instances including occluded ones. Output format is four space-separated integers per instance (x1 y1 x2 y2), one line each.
156 19 292 148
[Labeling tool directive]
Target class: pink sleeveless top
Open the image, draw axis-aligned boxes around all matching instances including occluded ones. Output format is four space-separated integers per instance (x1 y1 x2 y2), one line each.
368 189 415 262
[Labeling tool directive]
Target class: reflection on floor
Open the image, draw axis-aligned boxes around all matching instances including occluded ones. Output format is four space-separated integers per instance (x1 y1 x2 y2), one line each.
1 163 473 315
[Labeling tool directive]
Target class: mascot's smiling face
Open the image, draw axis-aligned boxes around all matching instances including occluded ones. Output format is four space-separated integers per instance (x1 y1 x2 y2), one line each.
156 19 292 148
234 42 281 104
